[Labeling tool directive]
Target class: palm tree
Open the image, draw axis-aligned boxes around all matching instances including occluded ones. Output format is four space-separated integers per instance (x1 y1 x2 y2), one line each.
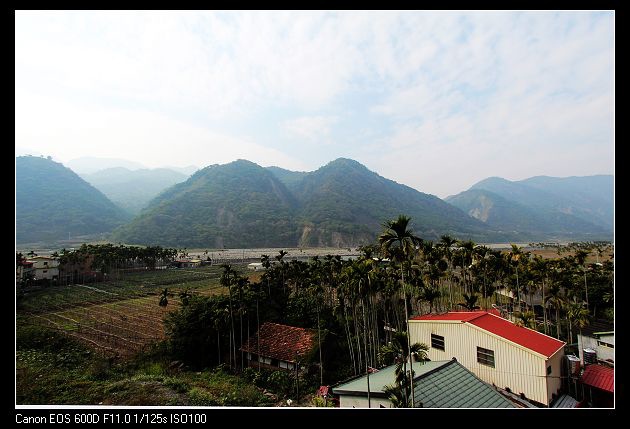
383 380 411 408
220 264 238 369
574 250 591 310
566 300 589 350
438 235 458 310
457 240 476 295
545 283 565 339
458 293 481 311
379 330 428 408
421 286 441 314
514 311 537 329
261 254 271 297
378 215 422 407
508 244 525 313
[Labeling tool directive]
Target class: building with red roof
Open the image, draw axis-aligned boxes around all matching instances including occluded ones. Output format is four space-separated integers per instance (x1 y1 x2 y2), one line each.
240 322 319 371
580 364 614 407
409 311 565 407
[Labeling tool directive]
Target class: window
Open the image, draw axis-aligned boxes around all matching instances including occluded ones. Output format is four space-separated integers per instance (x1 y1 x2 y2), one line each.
597 340 614 349
477 346 495 368
279 361 295 369
431 334 445 351
547 366 552 375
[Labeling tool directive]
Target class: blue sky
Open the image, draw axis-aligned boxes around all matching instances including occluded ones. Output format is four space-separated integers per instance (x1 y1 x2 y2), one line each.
15 11 614 198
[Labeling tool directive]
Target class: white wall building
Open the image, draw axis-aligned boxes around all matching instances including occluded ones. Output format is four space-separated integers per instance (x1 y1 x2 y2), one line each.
27 256 59 280
408 311 565 407
578 324 614 366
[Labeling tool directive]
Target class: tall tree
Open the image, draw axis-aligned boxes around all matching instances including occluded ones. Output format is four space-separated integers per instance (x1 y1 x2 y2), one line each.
378 215 422 407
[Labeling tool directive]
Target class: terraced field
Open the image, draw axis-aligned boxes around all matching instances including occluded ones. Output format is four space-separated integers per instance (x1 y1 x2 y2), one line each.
18 264 250 359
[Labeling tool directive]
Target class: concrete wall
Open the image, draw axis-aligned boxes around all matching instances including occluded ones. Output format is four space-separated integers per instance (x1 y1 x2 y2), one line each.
579 334 614 363
338 395 392 408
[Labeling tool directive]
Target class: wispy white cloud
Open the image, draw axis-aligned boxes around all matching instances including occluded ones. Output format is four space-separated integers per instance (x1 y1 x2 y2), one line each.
15 11 614 197
284 115 338 144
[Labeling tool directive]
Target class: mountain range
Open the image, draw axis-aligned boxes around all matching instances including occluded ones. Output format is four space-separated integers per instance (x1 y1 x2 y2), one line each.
15 156 613 247
445 175 613 241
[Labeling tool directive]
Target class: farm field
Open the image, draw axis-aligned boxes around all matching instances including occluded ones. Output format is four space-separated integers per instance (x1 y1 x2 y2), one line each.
17 264 251 359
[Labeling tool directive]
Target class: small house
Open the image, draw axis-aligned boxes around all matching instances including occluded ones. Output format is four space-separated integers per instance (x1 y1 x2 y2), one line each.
27 256 59 281
240 322 319 371
171 259 202 268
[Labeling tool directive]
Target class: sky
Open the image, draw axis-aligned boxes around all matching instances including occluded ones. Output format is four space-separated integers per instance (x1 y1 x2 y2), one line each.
15 11 614 198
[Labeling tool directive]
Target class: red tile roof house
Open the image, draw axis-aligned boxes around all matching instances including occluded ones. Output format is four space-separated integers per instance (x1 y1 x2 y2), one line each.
580 364 614 407
240 322 320 372
409 311 566 407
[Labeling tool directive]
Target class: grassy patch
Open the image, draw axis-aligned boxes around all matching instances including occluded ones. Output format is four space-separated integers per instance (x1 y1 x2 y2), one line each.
16 323 272 406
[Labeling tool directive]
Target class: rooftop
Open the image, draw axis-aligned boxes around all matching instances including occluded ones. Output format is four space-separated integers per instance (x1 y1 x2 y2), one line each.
581 364 614 393
332 359 514 408
412 359 514 408
581 319 614 338
411 311 565 358
332 360 447 397
240 322 318 363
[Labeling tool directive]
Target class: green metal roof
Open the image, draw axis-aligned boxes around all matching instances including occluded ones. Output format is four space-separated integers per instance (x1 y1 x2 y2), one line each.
412 360 514 408
332 360 447 397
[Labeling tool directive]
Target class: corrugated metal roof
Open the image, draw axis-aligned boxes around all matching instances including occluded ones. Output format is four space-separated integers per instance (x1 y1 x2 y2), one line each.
551 394 578 408
581 364 614 393
469 313 565 358
412 360 514 408
333 359 514 408
332 360 446 396
411 311 565 358
411 311 486 322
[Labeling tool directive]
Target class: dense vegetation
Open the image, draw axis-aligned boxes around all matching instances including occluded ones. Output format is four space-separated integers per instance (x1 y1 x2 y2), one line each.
446 175 613 240
16 156 131 244
16 322 272 406
113 158 512 248
81 167 189 215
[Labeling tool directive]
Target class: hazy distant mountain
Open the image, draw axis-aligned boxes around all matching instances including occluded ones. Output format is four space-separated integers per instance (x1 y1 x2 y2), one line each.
81 167 190 215
445 175 613 241
16 156 131 244
66 157 147 175
519 175 613 230
114 158 509 248
445 188 610 241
